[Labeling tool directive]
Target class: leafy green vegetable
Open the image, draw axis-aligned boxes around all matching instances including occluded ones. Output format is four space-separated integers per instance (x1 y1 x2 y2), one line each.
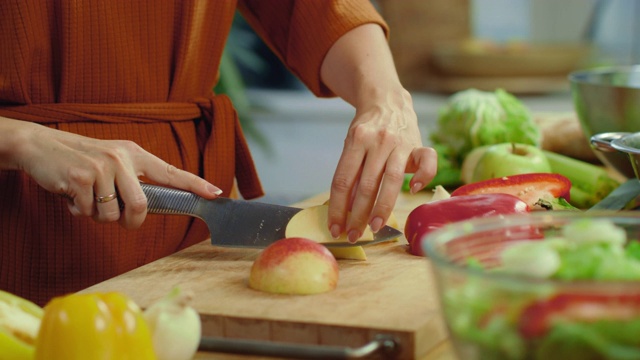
626 241 640 261
439 219 640 359
431 88 541 163
562 218 627 246
535 321 640 360
499 241 561 278
553 243 640 280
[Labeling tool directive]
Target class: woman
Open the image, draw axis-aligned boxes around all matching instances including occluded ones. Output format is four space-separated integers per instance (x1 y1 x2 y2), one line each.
0 0 436 306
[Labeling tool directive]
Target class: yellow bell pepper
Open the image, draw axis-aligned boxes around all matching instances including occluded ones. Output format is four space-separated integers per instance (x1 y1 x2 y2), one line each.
0 290 43 360
34 292 157 360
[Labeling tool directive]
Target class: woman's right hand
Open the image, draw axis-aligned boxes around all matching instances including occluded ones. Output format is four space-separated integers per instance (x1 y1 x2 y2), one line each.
0 118 222 229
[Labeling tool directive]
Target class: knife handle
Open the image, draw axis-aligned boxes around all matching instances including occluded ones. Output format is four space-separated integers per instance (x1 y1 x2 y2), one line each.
198 334 399 359
141 183 200 216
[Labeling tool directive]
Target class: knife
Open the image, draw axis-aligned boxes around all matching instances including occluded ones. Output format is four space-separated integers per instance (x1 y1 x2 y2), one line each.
141 183 403 248
587 178 640 212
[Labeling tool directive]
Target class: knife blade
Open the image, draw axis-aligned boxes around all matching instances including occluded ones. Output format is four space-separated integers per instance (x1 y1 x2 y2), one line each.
141 183 403 248
587 178 640 212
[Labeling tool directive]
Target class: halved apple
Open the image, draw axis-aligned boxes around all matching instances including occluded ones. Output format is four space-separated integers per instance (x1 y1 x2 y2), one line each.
248 237 339 295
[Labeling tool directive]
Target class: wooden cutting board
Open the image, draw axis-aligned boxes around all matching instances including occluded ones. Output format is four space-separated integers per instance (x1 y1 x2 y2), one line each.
80 192 447 359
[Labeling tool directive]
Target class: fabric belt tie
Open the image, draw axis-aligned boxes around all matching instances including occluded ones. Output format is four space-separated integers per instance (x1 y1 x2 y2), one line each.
0 94 264 199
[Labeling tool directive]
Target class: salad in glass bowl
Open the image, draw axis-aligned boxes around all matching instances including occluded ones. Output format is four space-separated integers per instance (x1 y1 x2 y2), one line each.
422 211 640 360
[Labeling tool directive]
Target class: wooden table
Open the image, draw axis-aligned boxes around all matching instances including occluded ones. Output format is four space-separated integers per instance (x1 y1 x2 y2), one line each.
81 190 458 360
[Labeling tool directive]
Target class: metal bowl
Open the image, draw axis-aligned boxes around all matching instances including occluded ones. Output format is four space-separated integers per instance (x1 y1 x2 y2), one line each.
591 131 640 180
569 65 640 178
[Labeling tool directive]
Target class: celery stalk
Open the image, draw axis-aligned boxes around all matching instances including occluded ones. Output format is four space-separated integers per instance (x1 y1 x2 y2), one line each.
543 150 621 208
569 187 600 209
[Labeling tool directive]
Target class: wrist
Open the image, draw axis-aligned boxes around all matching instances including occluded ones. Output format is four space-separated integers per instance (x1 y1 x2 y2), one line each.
0 117 36 170
354 85 413 112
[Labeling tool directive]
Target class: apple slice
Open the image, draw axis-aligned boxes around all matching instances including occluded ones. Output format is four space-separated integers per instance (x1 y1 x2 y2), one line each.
320 198 401 239
327 246 367 261
286 204 373 261
285 205 374 244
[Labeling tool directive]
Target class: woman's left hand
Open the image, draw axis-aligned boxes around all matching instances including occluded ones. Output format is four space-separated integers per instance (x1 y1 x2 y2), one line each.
320 23 437 242
328 89 437 242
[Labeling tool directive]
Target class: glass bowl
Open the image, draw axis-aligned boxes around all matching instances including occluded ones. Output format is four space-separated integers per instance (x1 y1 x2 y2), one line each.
422 211 640 360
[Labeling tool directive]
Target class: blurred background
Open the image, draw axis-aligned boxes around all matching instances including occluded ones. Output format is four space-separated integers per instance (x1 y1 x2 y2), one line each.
221 0 640 205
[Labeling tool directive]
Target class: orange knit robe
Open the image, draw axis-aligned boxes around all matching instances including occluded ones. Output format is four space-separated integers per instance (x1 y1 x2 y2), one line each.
0 0 387 305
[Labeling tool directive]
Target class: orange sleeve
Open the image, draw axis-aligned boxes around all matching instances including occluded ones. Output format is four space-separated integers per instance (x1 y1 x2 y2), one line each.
237 0 389 98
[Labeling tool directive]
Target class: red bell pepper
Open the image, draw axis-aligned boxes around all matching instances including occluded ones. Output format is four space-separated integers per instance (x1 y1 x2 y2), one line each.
518 293 640 338
404 193 531 256
450 173 575 211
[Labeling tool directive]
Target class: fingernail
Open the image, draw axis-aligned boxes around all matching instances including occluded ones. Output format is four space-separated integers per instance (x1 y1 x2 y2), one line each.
208 184 223 196
411 182 423 194
347 229 360 243
370 217 384 233
330 224 341 239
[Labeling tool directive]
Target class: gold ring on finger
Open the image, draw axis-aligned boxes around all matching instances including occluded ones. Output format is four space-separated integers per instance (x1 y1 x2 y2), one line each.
95 192 118 203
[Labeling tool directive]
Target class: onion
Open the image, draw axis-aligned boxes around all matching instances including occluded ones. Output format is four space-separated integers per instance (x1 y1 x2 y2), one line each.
143 287 201 360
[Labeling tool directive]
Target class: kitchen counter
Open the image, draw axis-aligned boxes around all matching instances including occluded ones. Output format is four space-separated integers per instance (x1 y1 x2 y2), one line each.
81 189 462 360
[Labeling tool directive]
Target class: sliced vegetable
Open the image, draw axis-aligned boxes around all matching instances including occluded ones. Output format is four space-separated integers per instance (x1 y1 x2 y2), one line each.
0 290 43 360
562 218 626 247
543 150 621 209
535 320 640 360
518 293 640 338
404 193 530 256
450 173 576 211
499 241 561 278
35 292 156 360
441 218 640 359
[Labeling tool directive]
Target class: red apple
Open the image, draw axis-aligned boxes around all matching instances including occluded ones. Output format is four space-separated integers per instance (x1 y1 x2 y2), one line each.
248 237 339 295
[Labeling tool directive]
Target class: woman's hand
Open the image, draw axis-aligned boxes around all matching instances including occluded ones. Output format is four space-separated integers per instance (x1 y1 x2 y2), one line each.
0 118 221 229
329 90 437 242
320 23 437 242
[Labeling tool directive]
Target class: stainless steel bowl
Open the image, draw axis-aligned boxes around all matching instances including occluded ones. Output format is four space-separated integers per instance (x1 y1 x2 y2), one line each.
569 65 640 178
591 131 640 180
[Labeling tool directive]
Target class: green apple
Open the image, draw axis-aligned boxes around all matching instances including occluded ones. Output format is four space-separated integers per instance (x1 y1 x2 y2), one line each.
248 237 339 295
467 143 551 183
460 145 491 184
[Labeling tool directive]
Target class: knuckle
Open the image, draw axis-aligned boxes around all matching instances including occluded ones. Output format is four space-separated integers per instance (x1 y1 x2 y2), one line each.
75 205 93 217
126 196 148 214
378 128 398 144
331 175 352 193
117 140 142 153
374 201 394 215
94 211 119 223
357 178 379 197
349 123 371 144
67 167 93 186
384 167 405 183
102 208 121 222
166 164 180 176
56 181 70 195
